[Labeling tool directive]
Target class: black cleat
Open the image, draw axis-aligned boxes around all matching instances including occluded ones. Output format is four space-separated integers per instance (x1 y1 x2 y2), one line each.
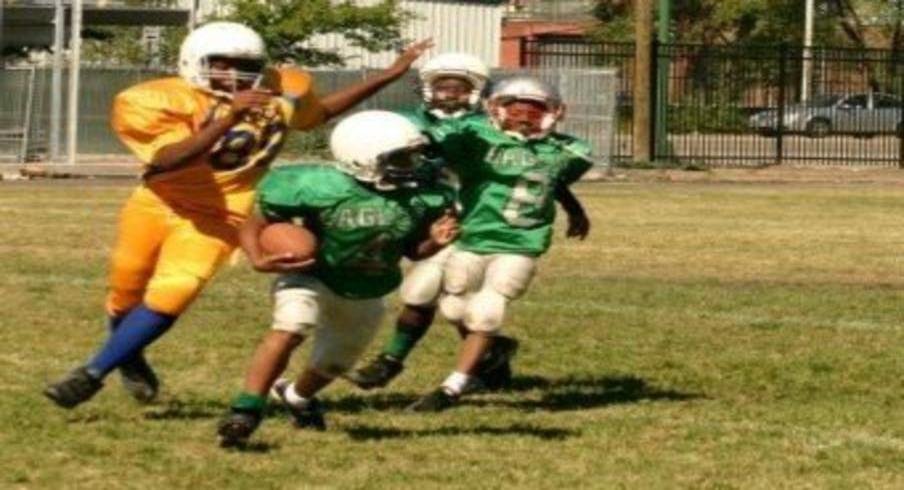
344 354 404 390
474 336 519 391
217 410 262 448
478 360 513 391
44 366 104 409
119 354 159 403
271 379 326 431
407 388 459 412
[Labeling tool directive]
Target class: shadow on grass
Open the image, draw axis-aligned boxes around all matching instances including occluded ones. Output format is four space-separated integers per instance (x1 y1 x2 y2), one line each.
483 373 704 412
325 391 422 413
219 441 278 453
143 397 229 421
343 423 577 441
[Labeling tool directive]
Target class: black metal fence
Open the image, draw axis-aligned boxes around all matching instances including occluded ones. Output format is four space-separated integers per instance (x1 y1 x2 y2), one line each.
522 38 904 168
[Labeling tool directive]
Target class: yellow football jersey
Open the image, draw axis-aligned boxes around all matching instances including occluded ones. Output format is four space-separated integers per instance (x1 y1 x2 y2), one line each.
111 68 326 223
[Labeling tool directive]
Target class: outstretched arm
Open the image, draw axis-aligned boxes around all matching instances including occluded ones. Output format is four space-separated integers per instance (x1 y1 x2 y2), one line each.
319 39 434 120
555 185 590 240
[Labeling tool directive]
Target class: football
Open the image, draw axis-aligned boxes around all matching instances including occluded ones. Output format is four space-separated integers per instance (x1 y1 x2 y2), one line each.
258 222 318 260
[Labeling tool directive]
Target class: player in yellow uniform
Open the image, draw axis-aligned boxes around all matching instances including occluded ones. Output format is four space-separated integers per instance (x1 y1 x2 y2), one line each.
44 21 432 409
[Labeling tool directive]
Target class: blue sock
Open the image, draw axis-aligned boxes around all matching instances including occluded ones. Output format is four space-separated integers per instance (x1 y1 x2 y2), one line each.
86 305 176 378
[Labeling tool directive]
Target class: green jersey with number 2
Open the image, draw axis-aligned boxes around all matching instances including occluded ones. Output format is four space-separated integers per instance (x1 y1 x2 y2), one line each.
439 120 593 256
257 165 454 299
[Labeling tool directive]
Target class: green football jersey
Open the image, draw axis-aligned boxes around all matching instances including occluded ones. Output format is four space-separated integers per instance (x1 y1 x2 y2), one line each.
438 120 593 256
256 164 454 299
397 105 488 145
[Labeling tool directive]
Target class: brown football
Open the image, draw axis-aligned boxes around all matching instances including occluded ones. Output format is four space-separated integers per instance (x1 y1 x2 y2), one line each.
258 222 318 260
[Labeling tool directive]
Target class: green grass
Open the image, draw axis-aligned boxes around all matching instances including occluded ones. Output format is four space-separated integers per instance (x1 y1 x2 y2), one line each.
1 179 902 489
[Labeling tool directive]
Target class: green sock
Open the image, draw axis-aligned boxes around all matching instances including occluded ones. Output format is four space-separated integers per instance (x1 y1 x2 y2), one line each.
382 324 430 362
231 392 267 413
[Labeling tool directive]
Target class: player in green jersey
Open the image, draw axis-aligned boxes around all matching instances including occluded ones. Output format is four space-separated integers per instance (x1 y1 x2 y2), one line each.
345 52 504 390
407 75 594 411
217 110 459 446
349 58 590 393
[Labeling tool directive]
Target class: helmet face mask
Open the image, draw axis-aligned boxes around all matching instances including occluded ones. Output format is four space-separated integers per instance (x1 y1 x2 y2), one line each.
179 22 267 96
419 53 489 118
204 56 266 93
330 111 430 190
427 76 475 116
486 76 564 140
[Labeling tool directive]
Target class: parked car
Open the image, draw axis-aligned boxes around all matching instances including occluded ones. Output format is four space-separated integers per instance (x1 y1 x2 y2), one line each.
748 92 904 138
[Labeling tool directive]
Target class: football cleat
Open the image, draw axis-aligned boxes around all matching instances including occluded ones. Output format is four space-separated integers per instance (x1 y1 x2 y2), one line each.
118 354 159 403
44 366 104 409
406 388 459 412
473 336 519 391
271 379 326 431
344 354 405 390
217 410 262 448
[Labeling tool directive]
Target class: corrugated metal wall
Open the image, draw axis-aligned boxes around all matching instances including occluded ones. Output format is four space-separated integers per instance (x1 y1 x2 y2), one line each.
307 1 503 68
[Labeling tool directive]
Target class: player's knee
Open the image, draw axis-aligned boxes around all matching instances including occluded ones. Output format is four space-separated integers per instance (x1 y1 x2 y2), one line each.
144 275 206 315
439 294 468 323
397 304 436 329
399 262 444 306
464 289 507 333
271 288 319 337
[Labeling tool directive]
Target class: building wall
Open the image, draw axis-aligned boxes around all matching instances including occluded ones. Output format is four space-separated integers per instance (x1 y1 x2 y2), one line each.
306 1 503 68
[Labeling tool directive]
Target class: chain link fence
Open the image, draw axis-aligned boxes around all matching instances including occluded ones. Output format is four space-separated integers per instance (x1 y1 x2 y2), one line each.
0 65 616 170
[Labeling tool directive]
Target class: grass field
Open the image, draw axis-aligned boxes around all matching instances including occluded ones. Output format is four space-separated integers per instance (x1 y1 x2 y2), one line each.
1 175 902 489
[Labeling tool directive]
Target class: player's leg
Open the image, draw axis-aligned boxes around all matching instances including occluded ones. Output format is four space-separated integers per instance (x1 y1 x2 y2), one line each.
45 210 235 409
470 254 535 390
273 292 385 430
410 253 535 411
218 275 321 447
44 191 167 408
346 247 453 389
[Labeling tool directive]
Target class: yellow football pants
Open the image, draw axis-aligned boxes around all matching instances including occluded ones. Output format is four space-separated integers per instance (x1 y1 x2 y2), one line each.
105 187 238 316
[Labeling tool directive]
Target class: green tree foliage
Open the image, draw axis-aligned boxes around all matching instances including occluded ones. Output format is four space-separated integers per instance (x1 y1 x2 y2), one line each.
590 0 903 48
80 0 409 68
223 0 413 66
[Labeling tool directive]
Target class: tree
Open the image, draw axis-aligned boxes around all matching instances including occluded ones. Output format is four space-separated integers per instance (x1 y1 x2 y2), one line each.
81 0 410 68
223 0 413 66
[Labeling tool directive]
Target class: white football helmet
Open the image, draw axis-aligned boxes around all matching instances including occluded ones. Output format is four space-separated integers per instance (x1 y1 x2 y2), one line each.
486 76 564 140
330 111 429 190
179 22 266 94
419 52 490 116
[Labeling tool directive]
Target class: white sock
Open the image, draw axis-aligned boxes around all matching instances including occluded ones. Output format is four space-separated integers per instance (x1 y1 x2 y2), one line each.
441 371 471 396
284 383 310 408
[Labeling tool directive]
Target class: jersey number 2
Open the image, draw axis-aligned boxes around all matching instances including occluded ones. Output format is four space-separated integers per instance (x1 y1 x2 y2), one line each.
502 171 551 228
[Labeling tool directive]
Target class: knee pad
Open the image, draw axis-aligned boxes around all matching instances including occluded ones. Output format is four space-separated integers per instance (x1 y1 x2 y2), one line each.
464 289 507 333
438 294 468 324
271 287 320 337
399 260 445 307
486 254 536 299
443 250 486 295
144 274 206 316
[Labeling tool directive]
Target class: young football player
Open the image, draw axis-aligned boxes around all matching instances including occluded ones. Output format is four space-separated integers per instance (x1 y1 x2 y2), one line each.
347 56 589 392
406 75 594 411
43 21 432 410
217 110 458 446
345 52 500 390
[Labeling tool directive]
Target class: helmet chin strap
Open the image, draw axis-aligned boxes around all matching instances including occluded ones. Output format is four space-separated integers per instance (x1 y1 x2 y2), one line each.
429 108 468 120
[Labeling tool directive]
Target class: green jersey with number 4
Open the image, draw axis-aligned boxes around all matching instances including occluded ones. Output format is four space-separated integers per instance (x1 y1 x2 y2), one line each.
439 120 593 256
257 165 454 299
